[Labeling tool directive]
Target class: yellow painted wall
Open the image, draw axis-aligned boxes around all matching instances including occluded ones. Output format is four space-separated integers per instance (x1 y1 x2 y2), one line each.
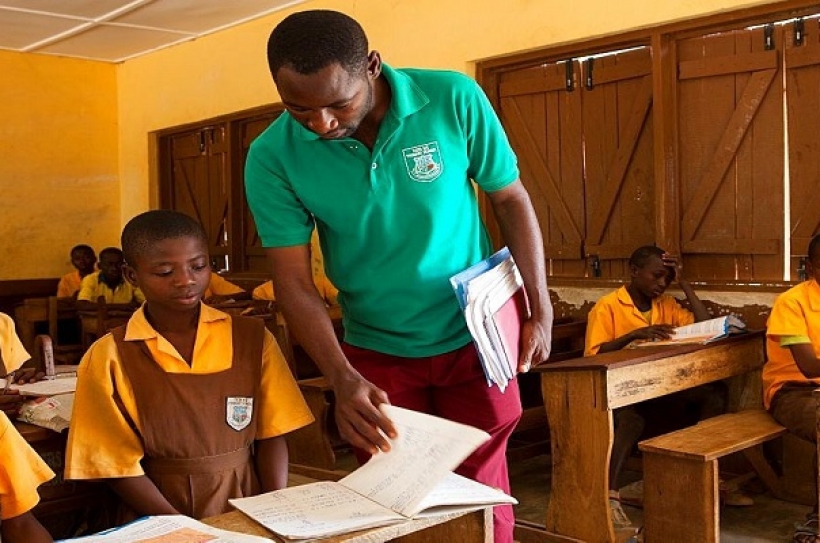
0 51 119 280
117 0 785 224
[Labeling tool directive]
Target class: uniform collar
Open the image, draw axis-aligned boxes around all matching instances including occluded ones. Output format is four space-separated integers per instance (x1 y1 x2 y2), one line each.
292 63 429 142
124 302 228 341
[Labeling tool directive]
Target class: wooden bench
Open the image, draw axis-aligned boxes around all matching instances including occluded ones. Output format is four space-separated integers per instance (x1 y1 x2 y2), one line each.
638 409 787 542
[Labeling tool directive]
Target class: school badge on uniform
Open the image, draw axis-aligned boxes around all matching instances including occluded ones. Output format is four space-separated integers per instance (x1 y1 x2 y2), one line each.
226 397 253 431
402 141 443 182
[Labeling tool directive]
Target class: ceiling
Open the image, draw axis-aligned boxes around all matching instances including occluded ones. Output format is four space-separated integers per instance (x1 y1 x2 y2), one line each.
0 0 306 63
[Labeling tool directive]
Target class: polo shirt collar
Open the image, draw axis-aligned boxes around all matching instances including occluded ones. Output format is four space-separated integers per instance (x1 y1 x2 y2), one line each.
124 302 229 341
616 285 661 315
291 63 429 142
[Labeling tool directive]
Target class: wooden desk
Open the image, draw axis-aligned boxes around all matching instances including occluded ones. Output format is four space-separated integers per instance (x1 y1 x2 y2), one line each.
536 331 765 543
203 507 492 542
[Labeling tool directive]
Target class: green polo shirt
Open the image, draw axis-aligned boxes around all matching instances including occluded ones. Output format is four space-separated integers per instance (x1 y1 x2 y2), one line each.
245 64 518 357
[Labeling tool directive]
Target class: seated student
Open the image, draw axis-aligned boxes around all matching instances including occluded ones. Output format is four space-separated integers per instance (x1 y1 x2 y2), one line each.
585 246 733 528
56 245 97 298
203 272 251 304
65 210 314 521
764 234 820 543
252 276 339 307
0 410 55 543
76 247 145 311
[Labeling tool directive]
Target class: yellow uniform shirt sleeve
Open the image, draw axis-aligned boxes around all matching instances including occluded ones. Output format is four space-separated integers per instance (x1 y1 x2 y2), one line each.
584 293 620 356
257 329 314 439
252 281 275 301
207 274 246 297
57 271 82 298
76 273 98 302
65 335 147 480
763 281 820 408
0 412 55 519
780 335 811 347
0 313 30 374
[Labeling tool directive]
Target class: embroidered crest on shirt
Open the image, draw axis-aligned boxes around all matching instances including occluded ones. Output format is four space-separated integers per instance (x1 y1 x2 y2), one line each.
226 397 253 431
402 141 443 182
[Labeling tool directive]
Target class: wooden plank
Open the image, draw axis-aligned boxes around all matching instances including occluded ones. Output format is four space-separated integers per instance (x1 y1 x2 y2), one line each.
592 54 652 85
786 44 820 69
542 371 614 543
638 410 786 461
678 49 778 79
502 98 583 242
203 508 492 543
642 453 719 543
606 334 765 409
514 520 584 543
587 75 653 245
681 69 776 242
681 238 779 254
499 72 567 97
652 32 680 253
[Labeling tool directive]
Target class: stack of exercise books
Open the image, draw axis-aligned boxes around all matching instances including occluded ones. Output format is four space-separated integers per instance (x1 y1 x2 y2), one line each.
450 247 529 392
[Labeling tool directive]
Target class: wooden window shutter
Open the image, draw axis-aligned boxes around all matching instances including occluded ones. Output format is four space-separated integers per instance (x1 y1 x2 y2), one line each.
786 18 820 275
677 26 784 281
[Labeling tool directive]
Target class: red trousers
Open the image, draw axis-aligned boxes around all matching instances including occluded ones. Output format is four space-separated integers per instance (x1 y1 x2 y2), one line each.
342 341 522 543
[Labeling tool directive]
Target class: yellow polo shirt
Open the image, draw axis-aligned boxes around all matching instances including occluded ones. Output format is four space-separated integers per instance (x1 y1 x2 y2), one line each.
77 271 145 305
204 273 246 299
252 277 339 307
57 270 83 298
763 280 820 409
585 286 695 356
0 312 30 374
0 412 55 519
65 303 314 480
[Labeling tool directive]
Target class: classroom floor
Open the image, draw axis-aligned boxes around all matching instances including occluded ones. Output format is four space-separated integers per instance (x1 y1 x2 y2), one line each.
508 453 812 542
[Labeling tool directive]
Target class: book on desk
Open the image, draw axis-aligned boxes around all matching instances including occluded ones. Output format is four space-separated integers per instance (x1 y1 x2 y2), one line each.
450 247 529 392
229 405 516 540
57 514 269 542
630 315 747 347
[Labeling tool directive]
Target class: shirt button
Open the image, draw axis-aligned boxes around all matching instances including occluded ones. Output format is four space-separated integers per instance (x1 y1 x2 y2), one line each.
372 163 378 170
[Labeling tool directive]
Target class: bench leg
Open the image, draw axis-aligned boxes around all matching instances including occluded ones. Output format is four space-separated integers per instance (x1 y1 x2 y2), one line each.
643 452 719 543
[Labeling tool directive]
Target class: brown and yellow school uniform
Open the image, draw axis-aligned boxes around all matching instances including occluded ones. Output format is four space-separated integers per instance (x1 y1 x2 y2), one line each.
65 303 313 518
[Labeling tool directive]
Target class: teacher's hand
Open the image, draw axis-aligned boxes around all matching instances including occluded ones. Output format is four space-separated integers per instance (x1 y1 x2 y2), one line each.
332 373 397 455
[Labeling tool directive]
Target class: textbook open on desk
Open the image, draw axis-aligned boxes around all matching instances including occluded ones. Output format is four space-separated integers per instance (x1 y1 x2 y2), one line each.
631 315 747 347
229 405 517 540
450 247 529 392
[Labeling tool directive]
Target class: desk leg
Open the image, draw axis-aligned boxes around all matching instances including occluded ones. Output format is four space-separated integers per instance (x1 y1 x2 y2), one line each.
542 372 614 543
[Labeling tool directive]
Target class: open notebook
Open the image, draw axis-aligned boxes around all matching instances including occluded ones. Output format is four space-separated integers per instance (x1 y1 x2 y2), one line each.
631 315 747 347
229 405 517 539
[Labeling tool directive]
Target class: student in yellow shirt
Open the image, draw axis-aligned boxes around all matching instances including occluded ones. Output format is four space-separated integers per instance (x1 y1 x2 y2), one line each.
584 246 731 527
56 245 97 298
76 247 145 310
764 234 820 543
0 411 54 543
65 210 313 522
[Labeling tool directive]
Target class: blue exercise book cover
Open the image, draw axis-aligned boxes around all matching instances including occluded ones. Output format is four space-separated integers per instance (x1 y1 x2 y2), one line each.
449 247 512 311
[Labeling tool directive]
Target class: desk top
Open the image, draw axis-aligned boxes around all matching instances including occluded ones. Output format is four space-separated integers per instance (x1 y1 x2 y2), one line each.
203 507 489 543
15 420 61 443
535 330 764 373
